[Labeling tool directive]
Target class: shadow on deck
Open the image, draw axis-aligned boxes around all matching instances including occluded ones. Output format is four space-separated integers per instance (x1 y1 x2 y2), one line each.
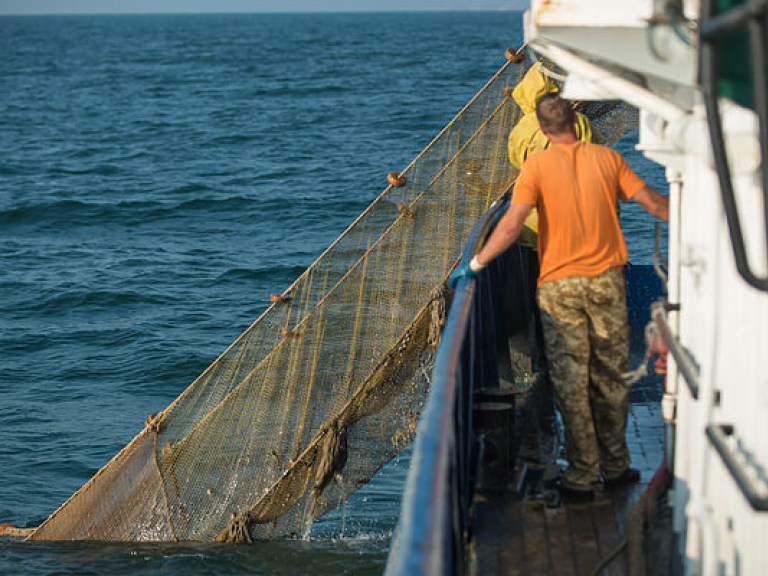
470 389 667 576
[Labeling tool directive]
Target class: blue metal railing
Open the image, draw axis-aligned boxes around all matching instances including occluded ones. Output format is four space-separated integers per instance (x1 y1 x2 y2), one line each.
385 196 539 575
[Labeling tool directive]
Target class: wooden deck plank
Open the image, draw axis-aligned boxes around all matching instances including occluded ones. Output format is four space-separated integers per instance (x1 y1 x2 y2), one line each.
543 506 578 576
519 501 552 575
589 495 627 576
471 494 507 575
566 500 603 575
498 502 527 576
497 513 528 574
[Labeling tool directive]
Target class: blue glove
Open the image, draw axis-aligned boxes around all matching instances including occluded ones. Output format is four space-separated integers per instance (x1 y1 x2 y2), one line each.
449 262 478 288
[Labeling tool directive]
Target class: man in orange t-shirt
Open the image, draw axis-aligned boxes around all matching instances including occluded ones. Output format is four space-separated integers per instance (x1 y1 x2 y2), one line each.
451 93 668 498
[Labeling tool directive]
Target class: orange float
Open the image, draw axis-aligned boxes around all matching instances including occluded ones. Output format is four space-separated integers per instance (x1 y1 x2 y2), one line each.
387 172 406 188
397 203 415 219
504 46 524 63
0 522 15 534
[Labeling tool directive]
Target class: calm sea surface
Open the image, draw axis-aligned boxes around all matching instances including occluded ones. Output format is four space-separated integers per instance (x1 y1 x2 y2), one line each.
0 11 666 575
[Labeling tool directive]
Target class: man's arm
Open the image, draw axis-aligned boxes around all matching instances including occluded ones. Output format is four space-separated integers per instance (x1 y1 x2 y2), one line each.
475 203 534 267
632 186 669 222
449 198 535 288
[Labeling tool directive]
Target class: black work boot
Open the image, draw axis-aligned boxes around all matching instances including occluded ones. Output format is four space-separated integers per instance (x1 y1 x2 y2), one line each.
603 468 640 488
559 484 595 501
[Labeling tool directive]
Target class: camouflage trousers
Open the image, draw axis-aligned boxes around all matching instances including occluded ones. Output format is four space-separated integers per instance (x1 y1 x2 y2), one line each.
537 268 631 490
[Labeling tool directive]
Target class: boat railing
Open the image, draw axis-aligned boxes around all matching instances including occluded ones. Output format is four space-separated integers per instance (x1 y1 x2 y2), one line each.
705 423 768 512
700 0 768 293
652 288 768 513
651 301 700 399
385 195 537 575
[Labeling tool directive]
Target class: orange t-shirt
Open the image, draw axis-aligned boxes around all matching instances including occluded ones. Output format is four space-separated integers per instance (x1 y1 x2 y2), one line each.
512 141 647 286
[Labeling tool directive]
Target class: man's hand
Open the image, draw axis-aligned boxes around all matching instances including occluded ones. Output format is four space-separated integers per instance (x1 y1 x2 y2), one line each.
449 262 478 288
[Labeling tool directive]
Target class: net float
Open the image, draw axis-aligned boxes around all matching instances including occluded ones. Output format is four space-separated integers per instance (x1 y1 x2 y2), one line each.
504 46 524 63
387 172 406 187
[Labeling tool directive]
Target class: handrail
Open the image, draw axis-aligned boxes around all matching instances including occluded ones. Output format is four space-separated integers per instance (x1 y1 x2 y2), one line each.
651 301 700 399
384 197 510 576
700 0 768 292
706 424 768 512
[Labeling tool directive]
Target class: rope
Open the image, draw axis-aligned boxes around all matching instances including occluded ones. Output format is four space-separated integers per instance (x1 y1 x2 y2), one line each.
0 523 34 539
652 222 669 291
589 466 674 573
589 538 628 576
310 419 349 516
623 320 658 384
428 285 449 349
215 513 253 544
525 48 568 83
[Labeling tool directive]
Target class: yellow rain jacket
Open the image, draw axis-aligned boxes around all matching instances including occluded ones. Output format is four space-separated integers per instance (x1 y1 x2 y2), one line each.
508 62 602 247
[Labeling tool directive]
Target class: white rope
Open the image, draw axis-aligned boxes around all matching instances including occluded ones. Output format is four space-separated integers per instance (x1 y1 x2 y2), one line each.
524 45 569 82
623 320 659 385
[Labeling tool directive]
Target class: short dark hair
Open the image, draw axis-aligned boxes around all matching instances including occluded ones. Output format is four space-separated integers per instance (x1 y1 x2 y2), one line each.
536 92 575 135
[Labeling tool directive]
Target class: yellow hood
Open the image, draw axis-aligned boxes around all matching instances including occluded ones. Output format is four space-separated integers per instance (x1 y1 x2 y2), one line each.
511 61 560 115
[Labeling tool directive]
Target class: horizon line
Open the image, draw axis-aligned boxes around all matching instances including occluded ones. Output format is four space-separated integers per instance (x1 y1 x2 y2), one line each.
0 8 523 16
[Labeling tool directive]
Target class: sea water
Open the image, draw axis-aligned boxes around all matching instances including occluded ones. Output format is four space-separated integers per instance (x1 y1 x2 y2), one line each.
0 12 666 575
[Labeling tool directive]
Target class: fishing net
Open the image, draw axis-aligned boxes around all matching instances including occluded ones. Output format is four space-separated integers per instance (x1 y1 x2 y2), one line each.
26 53 637 542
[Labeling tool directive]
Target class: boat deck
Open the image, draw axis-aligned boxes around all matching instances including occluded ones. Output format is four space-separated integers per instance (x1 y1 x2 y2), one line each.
470 391 665 576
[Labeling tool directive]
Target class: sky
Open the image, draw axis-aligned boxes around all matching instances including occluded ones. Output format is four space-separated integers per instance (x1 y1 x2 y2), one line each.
0 0 526 15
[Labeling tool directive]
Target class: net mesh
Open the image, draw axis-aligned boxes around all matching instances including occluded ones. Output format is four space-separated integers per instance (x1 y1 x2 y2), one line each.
27 55 637 542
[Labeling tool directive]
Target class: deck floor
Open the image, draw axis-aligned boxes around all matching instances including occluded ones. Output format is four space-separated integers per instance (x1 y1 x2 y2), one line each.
470 397 665 576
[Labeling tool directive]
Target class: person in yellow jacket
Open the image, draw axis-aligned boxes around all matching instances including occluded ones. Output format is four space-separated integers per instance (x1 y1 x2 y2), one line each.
508 61 601 247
